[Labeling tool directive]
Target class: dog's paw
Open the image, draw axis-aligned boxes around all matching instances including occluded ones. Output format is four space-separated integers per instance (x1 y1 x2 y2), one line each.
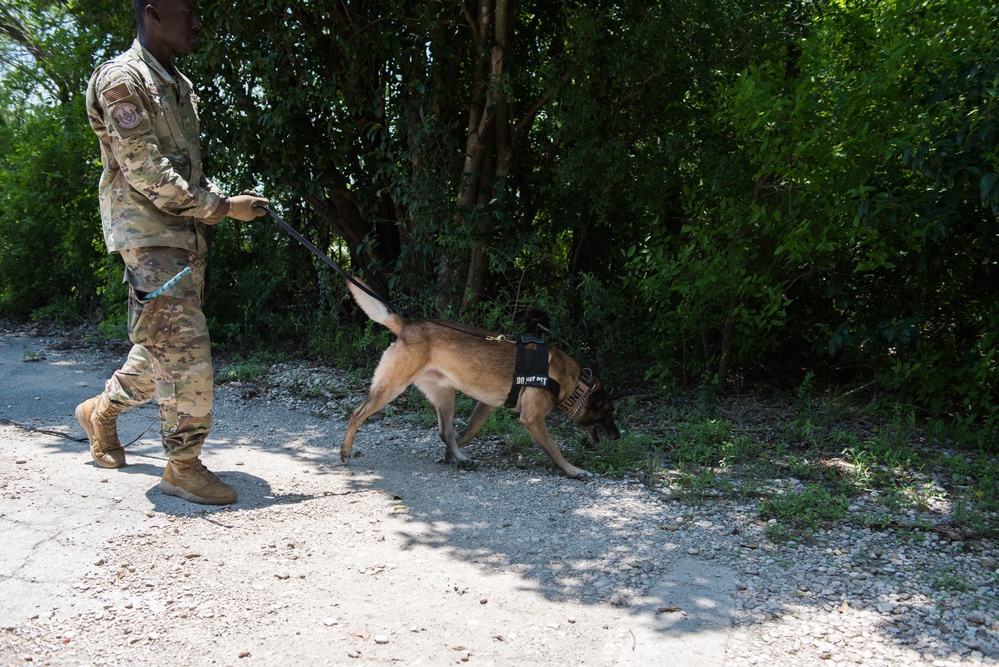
456 458 478 470
340 449 362 464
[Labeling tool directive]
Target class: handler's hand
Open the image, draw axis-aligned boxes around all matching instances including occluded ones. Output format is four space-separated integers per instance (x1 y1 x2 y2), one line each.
226 194 269 221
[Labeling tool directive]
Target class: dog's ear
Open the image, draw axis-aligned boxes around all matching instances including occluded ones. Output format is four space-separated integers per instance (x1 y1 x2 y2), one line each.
578 343 599 378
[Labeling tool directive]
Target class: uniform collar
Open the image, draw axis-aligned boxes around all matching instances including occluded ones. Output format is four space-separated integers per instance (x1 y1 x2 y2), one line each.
130 38 192 96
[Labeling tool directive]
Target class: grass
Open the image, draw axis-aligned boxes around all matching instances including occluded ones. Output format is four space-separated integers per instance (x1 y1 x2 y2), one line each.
563 375 999 542
759 484 849 537
220 359 272 383
254 349 998 541
931 565 972 593
572 433 656 476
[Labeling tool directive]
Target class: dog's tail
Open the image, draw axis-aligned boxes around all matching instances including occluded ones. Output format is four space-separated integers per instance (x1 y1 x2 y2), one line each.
347 277 404 336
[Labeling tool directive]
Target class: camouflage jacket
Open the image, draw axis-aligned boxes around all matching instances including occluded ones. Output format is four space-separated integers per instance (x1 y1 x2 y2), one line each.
86 39 225 254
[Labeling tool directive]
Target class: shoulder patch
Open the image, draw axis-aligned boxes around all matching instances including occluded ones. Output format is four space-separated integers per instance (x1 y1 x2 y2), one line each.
112 103 143 130
111 102 142 130
101 81 134 106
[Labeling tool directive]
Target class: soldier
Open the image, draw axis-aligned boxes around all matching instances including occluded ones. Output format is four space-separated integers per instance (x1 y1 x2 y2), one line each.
76 0 268 505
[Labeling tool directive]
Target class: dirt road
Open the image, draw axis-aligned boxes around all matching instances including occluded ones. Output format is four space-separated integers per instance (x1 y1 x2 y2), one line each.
0 328 733 666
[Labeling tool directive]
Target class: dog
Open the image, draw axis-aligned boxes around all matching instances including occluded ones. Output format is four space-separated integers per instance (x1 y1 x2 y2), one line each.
340 279 620 478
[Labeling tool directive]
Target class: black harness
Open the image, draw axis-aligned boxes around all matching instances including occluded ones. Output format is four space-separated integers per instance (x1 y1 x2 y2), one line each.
504 337 561 408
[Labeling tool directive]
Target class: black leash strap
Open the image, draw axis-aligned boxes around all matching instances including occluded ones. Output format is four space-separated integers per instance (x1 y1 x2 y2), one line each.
1 417 86 442
259 205 387 306
261 204 513 344
1 416 153 446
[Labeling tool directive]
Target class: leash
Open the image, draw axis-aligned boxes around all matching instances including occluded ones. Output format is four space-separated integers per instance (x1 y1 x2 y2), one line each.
2 415 154 447
259 205 391 308
1 417 86 442
260 204 513 343
146 266 191 299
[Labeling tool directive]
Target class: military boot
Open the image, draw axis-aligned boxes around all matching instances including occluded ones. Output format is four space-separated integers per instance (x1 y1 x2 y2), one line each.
160 458 237 505
75 393 127 469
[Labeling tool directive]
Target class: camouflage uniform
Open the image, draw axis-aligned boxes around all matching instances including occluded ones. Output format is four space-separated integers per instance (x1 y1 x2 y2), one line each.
86 39 225 460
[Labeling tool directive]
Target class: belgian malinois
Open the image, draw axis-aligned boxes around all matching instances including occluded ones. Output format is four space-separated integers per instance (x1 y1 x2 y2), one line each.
340 279 620 478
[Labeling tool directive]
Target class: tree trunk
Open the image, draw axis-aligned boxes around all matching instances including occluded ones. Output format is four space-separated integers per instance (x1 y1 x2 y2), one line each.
717 296 739 394
462 0 515 310
436 0 494 312
444 0 553 314
305 189 388 295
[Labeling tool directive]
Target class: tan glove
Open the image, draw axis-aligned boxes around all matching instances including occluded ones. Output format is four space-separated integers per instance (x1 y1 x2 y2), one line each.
225 194 269 221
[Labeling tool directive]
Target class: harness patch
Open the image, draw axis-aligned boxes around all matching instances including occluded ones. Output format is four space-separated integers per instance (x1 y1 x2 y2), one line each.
504 337 561 408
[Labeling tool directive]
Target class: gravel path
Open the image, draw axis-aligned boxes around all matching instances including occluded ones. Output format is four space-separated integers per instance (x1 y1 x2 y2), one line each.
1 327 997 666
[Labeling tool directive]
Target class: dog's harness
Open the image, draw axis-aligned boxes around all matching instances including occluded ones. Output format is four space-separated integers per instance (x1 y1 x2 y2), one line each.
504 337 596 419
504 337 559 408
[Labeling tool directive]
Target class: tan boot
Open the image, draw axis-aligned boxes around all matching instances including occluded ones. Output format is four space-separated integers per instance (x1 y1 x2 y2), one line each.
160 458 237 505
75 393 127 469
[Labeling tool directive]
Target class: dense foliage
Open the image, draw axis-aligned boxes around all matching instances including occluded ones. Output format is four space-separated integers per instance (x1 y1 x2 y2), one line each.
1 0 995 432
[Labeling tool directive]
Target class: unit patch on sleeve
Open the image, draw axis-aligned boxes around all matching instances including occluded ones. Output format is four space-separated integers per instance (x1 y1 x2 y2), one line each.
111 103 142 130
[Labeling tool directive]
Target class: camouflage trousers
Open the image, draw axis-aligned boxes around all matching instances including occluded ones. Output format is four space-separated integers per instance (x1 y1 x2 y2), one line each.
104 247 212 460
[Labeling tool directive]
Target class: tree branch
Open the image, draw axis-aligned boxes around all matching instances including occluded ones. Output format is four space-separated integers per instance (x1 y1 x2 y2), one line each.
0 12 48 66
0 10 70 104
